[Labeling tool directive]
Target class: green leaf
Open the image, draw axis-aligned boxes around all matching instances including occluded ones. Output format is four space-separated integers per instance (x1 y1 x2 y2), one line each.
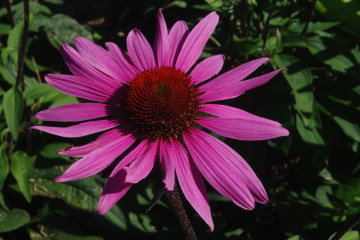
0 64 16 85
296 115 325 146
336 179 360 214
0 143 9 191
273 54 314 126
3 87 23 140
0 24 11 36
306 36 360 78
30 168 127 230
23 83 59 100
316 0 360 36
7 21 24 50
329 231 360 240
129 212 156 233
0 209 30 233
333 116 360 142
39 142 71 159
45 14 92 49
37 216 104 240
10 151 34 203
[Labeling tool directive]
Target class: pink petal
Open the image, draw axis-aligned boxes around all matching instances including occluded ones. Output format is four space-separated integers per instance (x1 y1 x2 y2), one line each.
175 12 219 72
170 139 214 231
196 117 289 141
30 119 120 138
45 74 122 103
97 140 150 214
159 140 175 191
73 38 129 83
58 129 129 157
105 42 139 79
200 57 269 91
154 9 169 66
183 128 255 209
200 104 282 127
124 140 159 183
201 68 284 102
56 134 135 182
189 55 225 84
186 128 269 204
167 21 189 67
60 44 122 88
97 169 132 215
126 29 156 71
35 103 121 122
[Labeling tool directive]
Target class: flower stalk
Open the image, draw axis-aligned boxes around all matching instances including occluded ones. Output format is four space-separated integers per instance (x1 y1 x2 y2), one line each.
165 184 198 240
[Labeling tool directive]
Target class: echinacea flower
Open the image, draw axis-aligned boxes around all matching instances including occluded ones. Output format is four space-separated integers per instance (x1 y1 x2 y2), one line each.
32 10 288 230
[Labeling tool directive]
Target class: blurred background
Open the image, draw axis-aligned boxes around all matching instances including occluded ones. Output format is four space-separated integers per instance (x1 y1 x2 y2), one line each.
0 0 360 239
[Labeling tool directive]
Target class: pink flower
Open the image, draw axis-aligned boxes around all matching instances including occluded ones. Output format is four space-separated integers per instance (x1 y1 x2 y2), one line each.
32 10 288 230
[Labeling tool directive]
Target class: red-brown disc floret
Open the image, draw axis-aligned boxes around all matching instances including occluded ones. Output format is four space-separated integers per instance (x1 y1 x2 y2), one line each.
125 67 200 140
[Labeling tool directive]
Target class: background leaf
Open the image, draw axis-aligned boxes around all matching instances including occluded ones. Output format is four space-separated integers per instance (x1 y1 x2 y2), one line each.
3 87 23 140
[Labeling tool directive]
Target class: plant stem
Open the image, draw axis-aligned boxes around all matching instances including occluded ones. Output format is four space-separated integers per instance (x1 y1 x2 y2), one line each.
301 0 317 38
331 212 360 240
16 0 30 91
4 0 14 28
165 184 198 240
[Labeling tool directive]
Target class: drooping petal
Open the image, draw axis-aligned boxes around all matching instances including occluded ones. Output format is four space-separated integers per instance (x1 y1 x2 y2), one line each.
189 54 224 84
187 129 269 203
201 68 284 102
154 9 169 66
200 104 282 126
183 128 256 209
105 42 139 79
30 119 120 138
56 134 135 182
171 139 214 231
73 38 129 83
60 44 122 88
35 103 121 122
175 12 219 72
45 74 122 103
124 140 159 183
97 140 150 214
200 57 269 92
58 129 129 157
196 117 289 141
167 21 189 66
126 29 156 71
159 140 175 191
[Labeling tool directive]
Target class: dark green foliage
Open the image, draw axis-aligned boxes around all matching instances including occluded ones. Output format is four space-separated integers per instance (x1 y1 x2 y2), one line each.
0 0 359 239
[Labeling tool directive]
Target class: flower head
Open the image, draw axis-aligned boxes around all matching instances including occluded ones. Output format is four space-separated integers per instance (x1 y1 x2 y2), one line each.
32 10 288 230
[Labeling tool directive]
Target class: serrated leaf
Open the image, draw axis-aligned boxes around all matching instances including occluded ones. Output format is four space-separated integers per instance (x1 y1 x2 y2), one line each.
45 14 92 49
30 168 127 230
273 54 314 126
0 143 9 191
10 151 34 203
0 208 30 233
3 87 23 140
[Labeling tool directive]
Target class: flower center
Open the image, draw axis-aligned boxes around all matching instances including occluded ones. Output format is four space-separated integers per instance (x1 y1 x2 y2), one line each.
125 67 200 140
